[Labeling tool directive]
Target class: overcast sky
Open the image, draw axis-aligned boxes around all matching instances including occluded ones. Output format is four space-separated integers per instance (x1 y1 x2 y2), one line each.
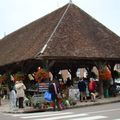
0 0 120 39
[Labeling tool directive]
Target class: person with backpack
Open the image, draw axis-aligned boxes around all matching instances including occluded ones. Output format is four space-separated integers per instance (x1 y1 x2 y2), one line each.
48 80 61 111
78 77 87 102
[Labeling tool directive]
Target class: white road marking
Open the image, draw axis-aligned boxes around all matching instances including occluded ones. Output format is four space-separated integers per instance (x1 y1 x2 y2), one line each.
70 115 108 120
4 111 111 120
21 112 73 119
5 108 120 120
33 113 87 120
86 108 120 115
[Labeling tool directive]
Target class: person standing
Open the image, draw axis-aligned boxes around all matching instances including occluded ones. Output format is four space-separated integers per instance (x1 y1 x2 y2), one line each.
48 80 61 111
15 81 26 108
9 86 17 111
88 78 96 102
78 77 87 102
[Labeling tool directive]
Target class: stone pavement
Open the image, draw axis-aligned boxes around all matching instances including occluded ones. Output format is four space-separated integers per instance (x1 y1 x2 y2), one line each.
0 95 120 113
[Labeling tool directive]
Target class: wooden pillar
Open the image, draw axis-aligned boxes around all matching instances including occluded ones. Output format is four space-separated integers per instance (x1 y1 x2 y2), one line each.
109 63 115 82
69 65 78 79
86 66 93 79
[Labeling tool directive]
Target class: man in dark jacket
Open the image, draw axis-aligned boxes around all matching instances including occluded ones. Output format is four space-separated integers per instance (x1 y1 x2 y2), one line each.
49 80 61 111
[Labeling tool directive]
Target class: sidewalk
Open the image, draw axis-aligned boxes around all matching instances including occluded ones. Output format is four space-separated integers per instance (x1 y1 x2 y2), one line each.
0 95 120 113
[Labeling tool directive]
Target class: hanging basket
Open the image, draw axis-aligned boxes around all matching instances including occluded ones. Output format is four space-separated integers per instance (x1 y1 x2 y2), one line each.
34 68 49 82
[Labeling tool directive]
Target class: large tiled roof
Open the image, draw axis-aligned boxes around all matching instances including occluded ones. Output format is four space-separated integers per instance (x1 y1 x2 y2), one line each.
0 3 120 66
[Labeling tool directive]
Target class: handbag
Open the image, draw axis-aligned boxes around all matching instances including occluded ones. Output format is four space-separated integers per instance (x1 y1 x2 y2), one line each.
44 91 52 102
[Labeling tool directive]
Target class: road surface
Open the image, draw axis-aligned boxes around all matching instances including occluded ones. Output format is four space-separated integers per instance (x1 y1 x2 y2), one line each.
0 102 120 120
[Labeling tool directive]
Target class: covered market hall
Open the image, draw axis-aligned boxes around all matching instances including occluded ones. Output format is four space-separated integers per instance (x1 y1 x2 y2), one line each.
0 2 120 109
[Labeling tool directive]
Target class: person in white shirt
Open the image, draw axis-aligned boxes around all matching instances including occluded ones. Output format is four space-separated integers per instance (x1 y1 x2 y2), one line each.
15 81 26 108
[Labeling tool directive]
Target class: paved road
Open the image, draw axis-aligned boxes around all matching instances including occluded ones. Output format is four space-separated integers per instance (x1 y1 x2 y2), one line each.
1 102 120 120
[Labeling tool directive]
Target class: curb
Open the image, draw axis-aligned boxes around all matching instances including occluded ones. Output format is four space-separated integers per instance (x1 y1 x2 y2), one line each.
68 99 120 110
2 98 120 113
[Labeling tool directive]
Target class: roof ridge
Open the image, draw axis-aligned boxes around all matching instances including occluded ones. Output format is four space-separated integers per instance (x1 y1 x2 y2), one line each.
34 2 72 58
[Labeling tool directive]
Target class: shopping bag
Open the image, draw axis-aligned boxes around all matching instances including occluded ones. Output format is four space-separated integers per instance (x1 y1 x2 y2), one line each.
44 91 52 102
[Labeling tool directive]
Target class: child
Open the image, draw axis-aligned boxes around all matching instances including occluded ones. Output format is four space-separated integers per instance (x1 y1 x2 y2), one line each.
88 78 96 102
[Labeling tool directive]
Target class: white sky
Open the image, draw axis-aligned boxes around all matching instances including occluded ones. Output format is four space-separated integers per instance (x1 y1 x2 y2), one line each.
0 0 120 39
